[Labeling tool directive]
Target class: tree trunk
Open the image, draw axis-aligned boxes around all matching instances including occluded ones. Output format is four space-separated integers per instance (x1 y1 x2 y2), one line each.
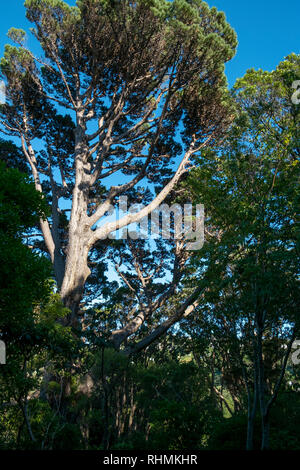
261 412 270 450
256 323 271 450
246 390 258 451
58 111 93 324
60 235 91 326
244 352 258 451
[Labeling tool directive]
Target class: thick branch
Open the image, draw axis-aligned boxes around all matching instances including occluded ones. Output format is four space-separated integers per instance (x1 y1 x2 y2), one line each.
124 285 204 355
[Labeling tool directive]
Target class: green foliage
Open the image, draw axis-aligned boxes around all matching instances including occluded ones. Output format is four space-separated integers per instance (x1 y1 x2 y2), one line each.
0 0 298 452
0 161 49 235
0 162 77 449
208 414 259 450
77 348 221 450
186 53 300 450
0 162 51 338
268 391 300 450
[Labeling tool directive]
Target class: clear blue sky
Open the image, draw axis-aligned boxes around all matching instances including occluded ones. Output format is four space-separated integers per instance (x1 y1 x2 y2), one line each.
0 0 299 87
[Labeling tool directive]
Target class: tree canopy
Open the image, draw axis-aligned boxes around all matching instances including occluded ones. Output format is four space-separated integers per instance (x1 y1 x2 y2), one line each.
0 0 299 453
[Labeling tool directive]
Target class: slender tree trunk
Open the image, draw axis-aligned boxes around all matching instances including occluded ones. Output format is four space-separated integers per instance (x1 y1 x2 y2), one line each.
100 347 111 450
243 343 259 451
22 401 36 444
246 388 258 450
261 412 270 450
256 323 270 450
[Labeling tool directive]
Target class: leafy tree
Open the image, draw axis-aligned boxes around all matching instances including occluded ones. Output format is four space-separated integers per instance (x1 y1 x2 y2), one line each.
0 161 51 339
0 161 50 446
187 54 300 449
0 162 76 448
1 0 299 453
72 345 220 450
0 0 237 350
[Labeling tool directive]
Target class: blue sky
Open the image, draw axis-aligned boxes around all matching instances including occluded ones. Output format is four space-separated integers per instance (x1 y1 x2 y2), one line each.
0 0 299 87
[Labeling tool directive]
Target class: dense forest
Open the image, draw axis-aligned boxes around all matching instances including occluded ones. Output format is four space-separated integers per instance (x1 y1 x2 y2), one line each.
0 0 299 451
